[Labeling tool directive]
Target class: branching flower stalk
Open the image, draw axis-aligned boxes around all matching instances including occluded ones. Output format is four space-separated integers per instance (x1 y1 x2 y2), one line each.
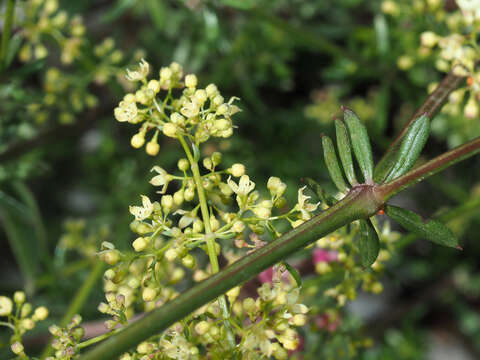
176 134 236 347
79 66 479 360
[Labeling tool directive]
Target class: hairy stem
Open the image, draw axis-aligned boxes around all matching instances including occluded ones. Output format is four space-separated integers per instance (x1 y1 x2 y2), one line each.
177 135 235 348
79 185 383 360
378 137 480 199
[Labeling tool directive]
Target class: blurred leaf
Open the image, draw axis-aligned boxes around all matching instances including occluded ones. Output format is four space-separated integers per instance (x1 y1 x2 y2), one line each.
383 114 430 183
335 119 357 186
322 135 349 193
0 189 39 294
9 58 45 78
358 218 380 267
343 107 373 182
12 182 51 267
385 205 459 248
374 14 389 56
145 0 166 30
5 33 24 68
283 262 302 287
220 0 256 9
303 177 337 206
100 0 136 23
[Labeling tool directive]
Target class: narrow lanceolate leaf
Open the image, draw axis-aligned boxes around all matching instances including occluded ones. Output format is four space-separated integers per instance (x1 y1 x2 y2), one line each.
303 177 337 206
322 135 349 193
383 114 430 183
343 107 374 183
335 119 358 186
358 219 380 267
385 205 459 248
283 262 302 288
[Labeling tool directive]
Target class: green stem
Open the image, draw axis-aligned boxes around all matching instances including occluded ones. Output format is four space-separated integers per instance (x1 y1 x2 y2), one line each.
41 261 105 359
0 0 15 72
79 185 383 360
177 135 235 348
77 328 122 350
378 137 480 199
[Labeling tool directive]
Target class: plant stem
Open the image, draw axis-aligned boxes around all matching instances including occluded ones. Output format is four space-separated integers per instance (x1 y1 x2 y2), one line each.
177 135 236 348
378 137 480 199
41 261 105 359
79 185 383 360
374 69 465 182
0 0 15 72
77 328 122 350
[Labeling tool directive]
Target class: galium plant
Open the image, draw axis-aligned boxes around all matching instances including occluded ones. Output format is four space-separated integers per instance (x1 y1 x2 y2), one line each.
3 61 480 360
1 1 480 359
76 61 479 360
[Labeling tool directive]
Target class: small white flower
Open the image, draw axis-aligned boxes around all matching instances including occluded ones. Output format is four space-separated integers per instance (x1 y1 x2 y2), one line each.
149 166 170 193
227 175 255 196
296 186 319 220
0 296 13 316
125 58 149 82
114 101 138 123
129 195 153 220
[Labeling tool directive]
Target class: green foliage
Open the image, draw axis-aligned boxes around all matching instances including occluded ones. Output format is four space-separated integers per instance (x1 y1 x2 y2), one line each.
358 219 380 267
0 0 479 359
385 205 459 249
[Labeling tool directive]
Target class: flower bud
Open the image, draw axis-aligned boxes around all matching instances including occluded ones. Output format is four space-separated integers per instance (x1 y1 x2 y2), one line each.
242 297 256 313
181 254 196 268
162 123 177 138
184 187 195 201
185 74 198 88
13 291 25 304
0 296 13 316
132 237 148 252
142 287 157 302
21 303 32 318
11 342 24 355
146 137 160 156
165 248 178 262
33 306 49 321
177 158 190 171
131 132 145 148
161 195 174 211
205 84 218 97
170 112 185 125
173 190 184 206
194 320 210 335
229 163 245 177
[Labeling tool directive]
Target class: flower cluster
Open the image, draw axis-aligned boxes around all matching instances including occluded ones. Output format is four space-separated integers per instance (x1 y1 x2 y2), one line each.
19 0 86 64
47 315 85 360
114 60 240 155
304 86 378 126
0 291 49 358
381 0 480 147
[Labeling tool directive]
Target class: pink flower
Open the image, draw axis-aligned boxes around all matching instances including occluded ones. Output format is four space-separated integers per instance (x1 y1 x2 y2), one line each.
315 313 341 333
259 267 274 284
258 266 292 284
313 249 338 264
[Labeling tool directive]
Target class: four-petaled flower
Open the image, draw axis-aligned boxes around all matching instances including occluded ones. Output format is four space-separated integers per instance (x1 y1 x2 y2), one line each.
227 175 255 196
129 195 153 220
296 186 319 220
125 58 150 82
149 166 171 194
